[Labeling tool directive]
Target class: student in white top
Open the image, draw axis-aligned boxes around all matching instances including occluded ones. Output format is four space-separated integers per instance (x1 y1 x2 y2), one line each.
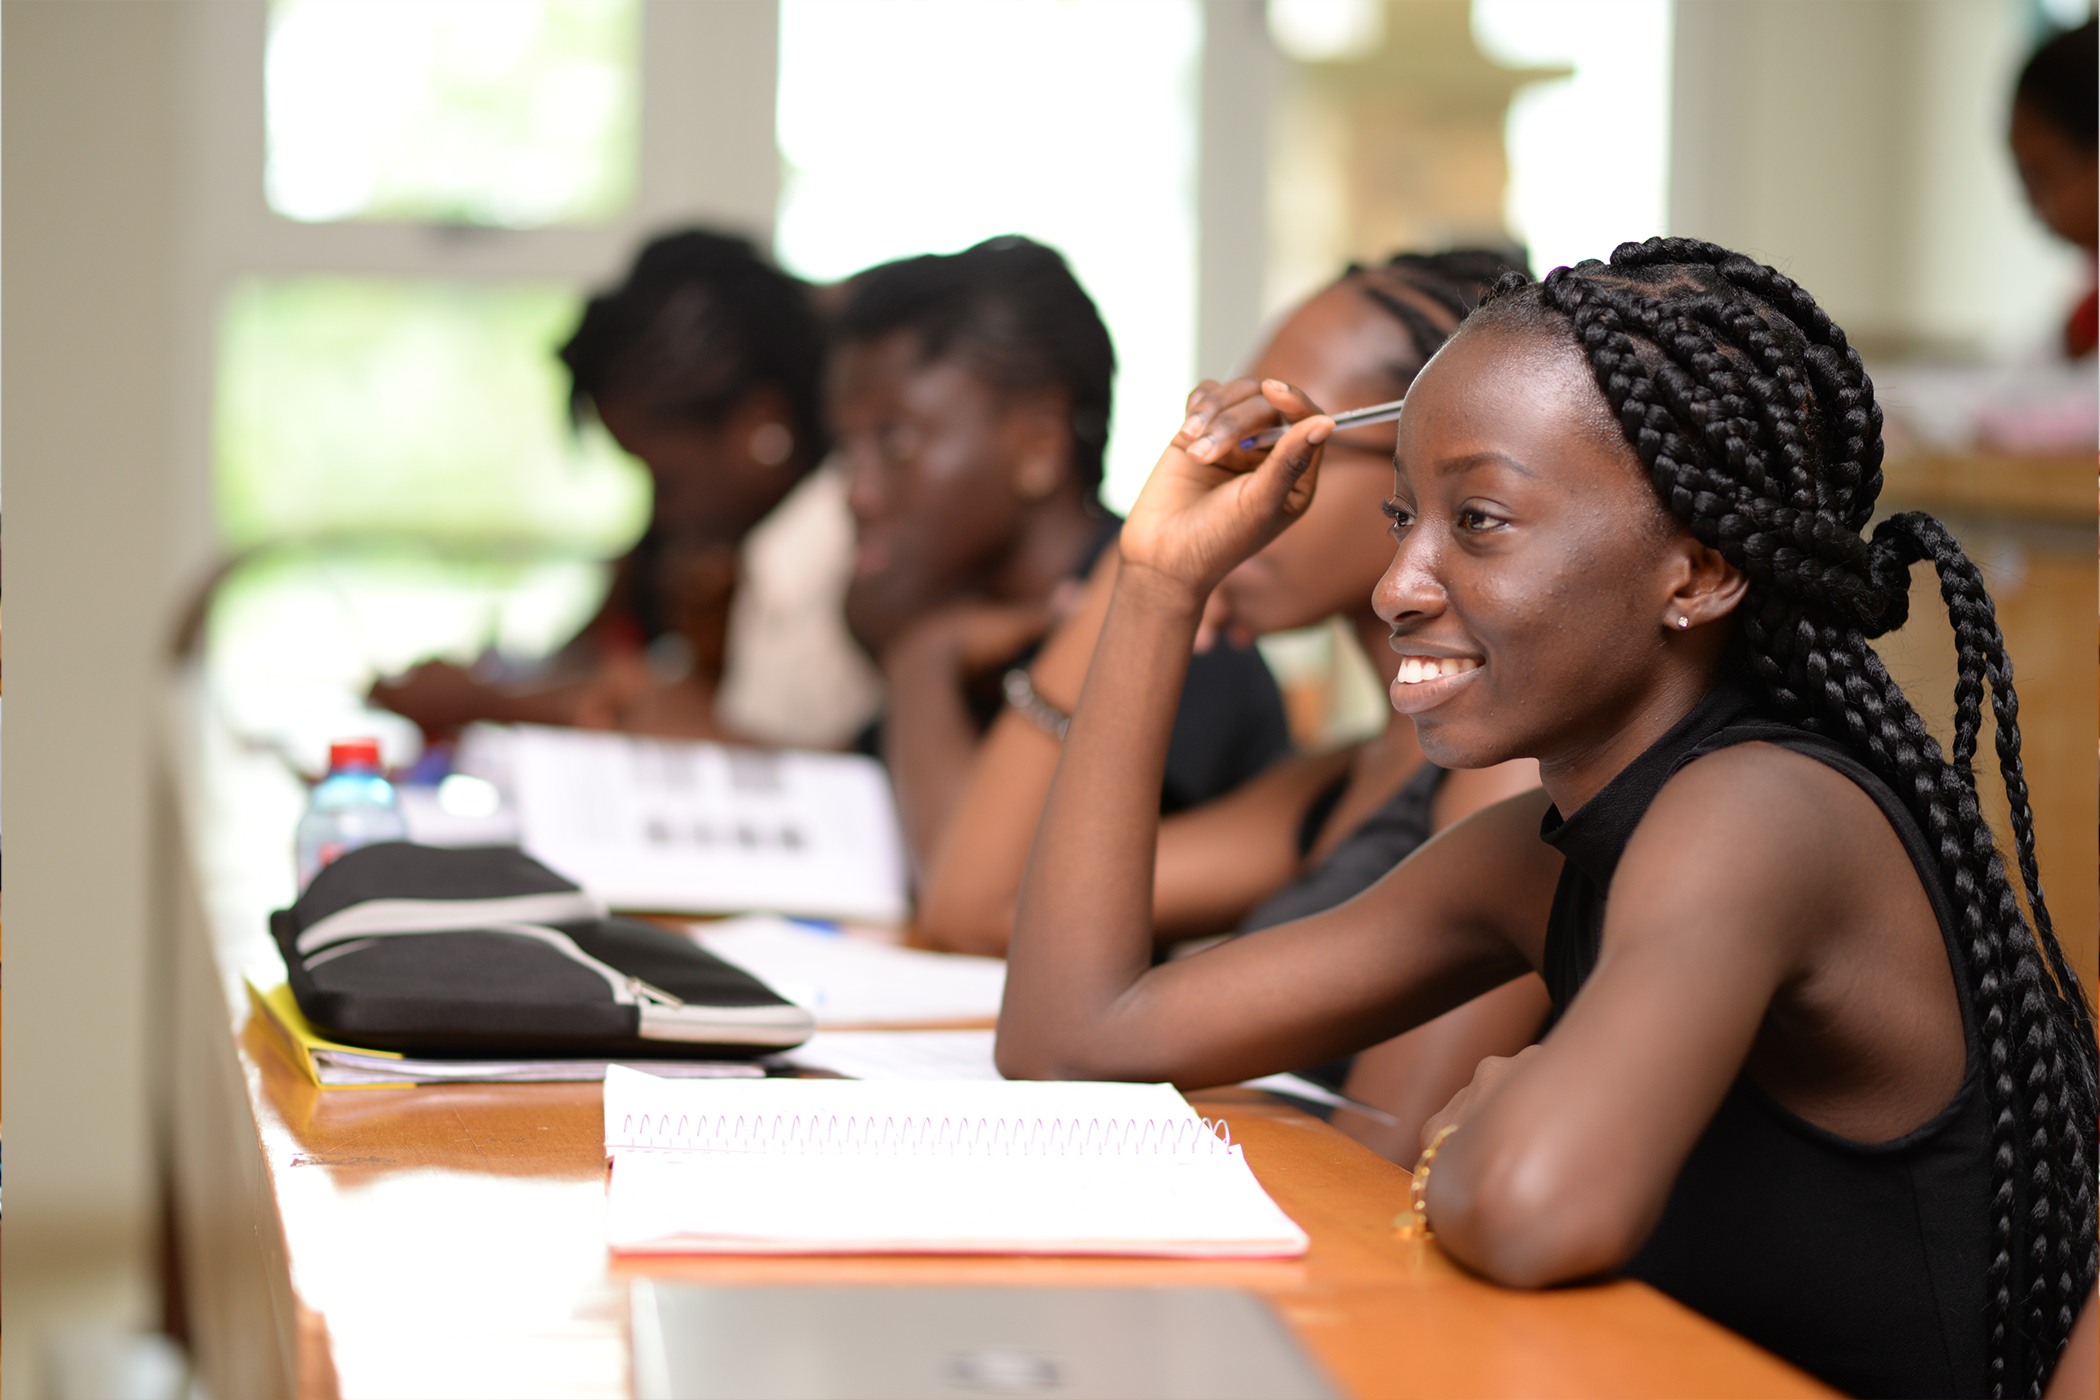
373 230 880 750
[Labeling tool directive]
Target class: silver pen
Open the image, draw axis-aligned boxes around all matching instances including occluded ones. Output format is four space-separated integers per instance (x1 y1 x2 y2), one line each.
1236 394 1407 450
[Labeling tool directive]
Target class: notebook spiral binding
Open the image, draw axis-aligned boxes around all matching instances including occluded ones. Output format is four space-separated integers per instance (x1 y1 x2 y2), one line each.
610 1111 1237 1158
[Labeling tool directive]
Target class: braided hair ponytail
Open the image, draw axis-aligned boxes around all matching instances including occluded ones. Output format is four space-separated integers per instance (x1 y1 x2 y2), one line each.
1474 238 2097 1397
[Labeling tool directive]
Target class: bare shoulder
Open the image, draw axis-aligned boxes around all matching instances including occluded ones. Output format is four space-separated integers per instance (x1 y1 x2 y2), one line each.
1618 740 1906 969
1646 740 1884 856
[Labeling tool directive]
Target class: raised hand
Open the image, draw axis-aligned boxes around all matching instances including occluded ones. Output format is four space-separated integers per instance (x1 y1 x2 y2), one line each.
1118 378 1333 603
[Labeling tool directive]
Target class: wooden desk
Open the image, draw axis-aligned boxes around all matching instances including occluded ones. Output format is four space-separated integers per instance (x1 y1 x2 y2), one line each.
163 691 1832 1400
1879 449 2093 526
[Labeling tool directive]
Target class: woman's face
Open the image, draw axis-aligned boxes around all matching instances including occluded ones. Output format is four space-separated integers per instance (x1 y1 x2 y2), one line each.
597 387 802 550
1205 281 1431 643
831 330 1066 636
1374 320 1691 770
2010 101 2099 254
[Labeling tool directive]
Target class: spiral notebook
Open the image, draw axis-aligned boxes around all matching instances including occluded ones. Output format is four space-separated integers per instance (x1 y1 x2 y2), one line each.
602 1067 1309 1258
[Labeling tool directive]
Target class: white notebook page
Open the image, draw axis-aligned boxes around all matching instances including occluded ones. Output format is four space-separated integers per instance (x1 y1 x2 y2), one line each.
458 725 907 923
602 1069 1309 1259
690 917 1005 1027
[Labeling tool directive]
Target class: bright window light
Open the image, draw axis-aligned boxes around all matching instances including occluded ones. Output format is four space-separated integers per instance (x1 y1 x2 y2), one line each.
214 277 649 551
265 0 640 226
1267 0 1386 63
1472 0 1673 275
775 0 1202 513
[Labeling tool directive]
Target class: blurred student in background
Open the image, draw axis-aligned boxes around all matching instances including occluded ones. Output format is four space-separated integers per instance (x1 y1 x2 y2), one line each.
373 230 881 748
918 250 1546 1157
830 236 1290 879
2008 18 2097 357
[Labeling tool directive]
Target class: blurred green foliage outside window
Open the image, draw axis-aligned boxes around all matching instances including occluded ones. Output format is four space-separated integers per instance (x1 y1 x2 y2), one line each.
214 277 649 552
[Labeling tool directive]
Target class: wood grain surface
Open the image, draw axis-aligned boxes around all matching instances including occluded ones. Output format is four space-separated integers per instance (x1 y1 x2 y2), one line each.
225 1018 1831 1400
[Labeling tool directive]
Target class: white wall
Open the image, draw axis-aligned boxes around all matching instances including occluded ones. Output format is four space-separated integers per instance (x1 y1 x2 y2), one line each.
1197 0 1278 381
6 0 196 1298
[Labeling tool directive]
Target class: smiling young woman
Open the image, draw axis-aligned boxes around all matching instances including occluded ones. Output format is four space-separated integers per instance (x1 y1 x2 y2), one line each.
993 239 2099 1399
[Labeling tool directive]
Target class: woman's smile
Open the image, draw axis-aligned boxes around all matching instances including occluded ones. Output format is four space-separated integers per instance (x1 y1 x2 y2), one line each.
1386 649 1483 712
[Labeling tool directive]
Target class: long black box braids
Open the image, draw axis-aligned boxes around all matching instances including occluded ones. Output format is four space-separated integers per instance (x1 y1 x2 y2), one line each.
1476 237 2098 1399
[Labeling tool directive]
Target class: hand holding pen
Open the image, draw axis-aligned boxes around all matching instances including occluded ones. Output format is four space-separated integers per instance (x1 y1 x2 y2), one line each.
1235 394 1405 450
1173 378 1404 468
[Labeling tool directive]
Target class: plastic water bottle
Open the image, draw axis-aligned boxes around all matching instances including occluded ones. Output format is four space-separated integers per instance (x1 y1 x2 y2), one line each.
295 739 409 890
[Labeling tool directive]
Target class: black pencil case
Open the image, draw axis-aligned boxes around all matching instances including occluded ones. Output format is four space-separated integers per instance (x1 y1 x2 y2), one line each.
269 842 815 1058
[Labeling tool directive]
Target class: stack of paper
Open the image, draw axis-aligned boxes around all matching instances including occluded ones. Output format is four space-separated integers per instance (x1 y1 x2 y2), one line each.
690 916 1006 1027
457 724 907 923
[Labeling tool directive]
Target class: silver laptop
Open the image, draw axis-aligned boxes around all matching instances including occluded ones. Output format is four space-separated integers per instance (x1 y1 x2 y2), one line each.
630 1283 1339 1400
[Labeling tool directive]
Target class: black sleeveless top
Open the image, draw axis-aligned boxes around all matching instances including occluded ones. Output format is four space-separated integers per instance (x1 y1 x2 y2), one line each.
1240 761 1446 935
1539 682 1993 1398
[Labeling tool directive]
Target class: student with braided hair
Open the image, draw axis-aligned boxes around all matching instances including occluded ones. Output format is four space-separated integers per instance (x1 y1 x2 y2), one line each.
996 237 2098 1398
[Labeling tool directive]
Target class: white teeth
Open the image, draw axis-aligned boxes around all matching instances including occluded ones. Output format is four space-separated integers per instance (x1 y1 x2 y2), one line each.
1395 656 1480 685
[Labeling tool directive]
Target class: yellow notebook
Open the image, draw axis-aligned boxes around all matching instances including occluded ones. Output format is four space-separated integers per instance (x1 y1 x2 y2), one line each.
246 977 414 1089
243 977 767 1090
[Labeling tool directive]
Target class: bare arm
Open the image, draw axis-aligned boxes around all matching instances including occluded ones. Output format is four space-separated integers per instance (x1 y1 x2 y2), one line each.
1333 975 1552 1162
918 543 1358 954
1328 756 1551 1161
371 551 735 742
915 555 1118 950
995 381 1550 1086
2045 1285 2097 1400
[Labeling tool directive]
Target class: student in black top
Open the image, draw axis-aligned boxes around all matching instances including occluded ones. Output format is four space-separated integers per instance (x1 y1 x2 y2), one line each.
996 239 2097 1398
916 251 1544 1158
830 236 1288 877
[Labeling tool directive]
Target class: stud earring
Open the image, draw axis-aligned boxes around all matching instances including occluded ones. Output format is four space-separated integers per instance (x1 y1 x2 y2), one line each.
1675 616 1691 630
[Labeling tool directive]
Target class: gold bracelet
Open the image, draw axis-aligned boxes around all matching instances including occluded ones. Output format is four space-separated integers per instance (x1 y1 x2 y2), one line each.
1395 1123 1458 1239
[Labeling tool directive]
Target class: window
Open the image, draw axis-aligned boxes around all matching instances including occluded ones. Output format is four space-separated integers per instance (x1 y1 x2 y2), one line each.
206 0 669 757
265 0 642 227
1471 0 1673 275
215 277 645 550
774 0 1203 512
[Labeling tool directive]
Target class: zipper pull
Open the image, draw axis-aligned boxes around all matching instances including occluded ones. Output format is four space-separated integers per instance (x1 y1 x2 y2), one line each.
628 977 685 1007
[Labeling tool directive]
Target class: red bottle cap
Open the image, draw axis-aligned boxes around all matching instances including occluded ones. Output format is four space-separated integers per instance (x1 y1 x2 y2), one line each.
328 739 384 773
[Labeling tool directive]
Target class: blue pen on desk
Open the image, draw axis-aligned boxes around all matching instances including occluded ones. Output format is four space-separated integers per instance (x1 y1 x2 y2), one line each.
1237 393 1408 450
